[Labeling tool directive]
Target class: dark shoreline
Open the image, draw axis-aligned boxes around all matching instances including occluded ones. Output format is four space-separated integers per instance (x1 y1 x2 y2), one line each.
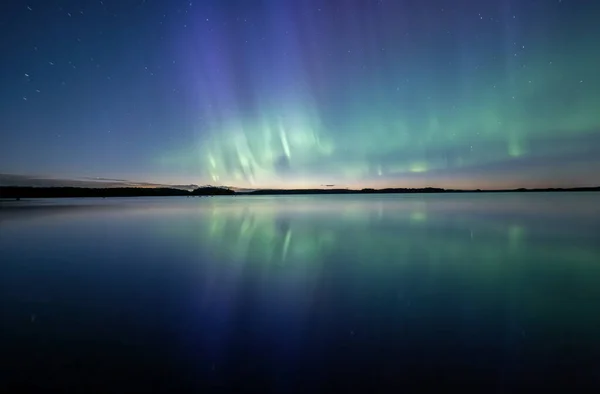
1 185 599 199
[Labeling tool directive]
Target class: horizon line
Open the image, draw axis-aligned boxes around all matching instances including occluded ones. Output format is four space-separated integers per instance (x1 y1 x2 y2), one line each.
2 185 600 192
2 173 600 193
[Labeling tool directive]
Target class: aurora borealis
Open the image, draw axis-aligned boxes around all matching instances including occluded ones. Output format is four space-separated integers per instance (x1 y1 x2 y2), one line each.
2 0 600 189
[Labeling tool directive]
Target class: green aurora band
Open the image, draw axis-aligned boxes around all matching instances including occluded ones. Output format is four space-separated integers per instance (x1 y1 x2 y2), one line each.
160 4 600 189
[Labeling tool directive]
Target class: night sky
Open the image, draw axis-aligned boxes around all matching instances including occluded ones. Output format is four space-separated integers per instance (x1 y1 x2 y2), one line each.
2 0 600 189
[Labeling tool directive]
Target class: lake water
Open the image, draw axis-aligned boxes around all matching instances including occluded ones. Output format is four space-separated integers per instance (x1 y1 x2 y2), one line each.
1 193 600 392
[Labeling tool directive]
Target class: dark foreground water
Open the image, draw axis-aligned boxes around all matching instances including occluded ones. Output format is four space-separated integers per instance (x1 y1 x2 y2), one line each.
1 193 600 392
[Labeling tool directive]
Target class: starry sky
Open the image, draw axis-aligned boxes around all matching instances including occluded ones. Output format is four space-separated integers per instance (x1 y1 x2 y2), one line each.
2 0 600 190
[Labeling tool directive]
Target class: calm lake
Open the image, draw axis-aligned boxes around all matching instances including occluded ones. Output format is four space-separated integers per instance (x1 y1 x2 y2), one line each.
1 193 600 392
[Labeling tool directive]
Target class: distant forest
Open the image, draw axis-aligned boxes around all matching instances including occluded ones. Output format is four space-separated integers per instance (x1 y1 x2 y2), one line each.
1 186 599 199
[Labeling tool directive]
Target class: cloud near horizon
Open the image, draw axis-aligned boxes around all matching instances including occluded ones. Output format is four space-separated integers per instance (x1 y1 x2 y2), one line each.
0 174 199 191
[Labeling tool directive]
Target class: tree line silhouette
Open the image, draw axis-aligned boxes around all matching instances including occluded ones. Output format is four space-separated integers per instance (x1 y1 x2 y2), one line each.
1 185 599 199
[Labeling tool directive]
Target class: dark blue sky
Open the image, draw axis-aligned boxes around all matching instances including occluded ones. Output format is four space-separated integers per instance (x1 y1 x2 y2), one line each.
2 0 600 189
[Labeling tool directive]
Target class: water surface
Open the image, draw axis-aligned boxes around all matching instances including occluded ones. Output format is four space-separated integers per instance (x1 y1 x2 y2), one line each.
1 193 600 392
